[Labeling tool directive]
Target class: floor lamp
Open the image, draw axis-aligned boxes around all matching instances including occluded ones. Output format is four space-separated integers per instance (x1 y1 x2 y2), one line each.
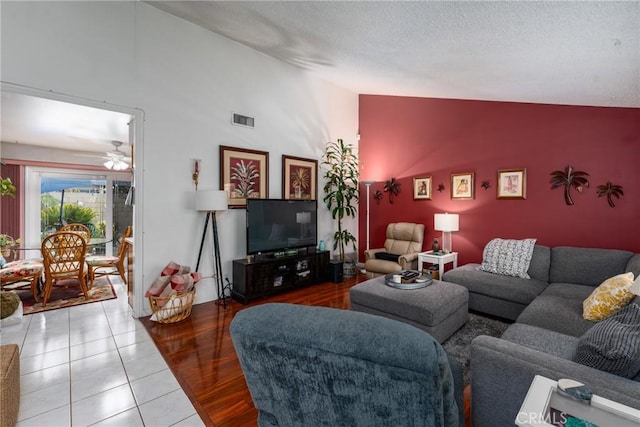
361 181 375 251
195 190 228 308
361 181 375 271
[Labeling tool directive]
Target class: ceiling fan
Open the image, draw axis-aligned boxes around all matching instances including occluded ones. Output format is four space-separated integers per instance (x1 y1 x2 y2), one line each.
73 140 131 170
103 141 131 170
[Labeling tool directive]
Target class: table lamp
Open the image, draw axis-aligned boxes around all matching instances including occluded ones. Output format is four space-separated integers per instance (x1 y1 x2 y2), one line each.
434 213 459 254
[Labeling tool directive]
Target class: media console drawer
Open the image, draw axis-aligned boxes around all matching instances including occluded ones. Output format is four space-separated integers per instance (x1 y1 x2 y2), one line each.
232 250 330 304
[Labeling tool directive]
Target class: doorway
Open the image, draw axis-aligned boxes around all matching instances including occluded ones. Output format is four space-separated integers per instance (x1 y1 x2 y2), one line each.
1 82 145 316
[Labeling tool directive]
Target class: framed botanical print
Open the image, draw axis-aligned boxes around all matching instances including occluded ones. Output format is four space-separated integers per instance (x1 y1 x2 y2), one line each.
413 176 432 200
451 172 474 200
497 168 526 199
220 145 269 208
282 155 317 200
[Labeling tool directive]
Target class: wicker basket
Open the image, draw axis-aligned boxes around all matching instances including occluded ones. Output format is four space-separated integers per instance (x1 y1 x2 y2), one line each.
148 289 195 324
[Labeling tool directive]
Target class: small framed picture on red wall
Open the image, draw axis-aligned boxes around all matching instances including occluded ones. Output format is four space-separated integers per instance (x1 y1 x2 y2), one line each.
451 172 474 200
497 168 526 199
413 176 432 200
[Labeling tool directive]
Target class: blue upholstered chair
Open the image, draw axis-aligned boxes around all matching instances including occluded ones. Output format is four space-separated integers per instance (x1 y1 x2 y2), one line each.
230 303 464 426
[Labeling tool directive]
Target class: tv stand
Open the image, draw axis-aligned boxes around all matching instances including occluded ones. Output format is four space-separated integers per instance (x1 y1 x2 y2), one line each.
232 250 330 304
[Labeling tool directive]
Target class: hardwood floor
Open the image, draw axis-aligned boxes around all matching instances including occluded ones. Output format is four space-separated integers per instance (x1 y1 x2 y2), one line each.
140 272 471 426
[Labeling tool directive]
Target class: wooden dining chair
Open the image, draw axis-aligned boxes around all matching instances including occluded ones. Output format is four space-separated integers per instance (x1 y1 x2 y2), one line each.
85 226 132 288
60 223 91 243
41 231 89 307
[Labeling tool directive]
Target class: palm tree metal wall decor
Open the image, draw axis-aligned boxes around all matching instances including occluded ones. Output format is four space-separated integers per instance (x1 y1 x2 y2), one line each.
596 181 624 208
549 166 590 205
373 190 383 204
383 178 401 204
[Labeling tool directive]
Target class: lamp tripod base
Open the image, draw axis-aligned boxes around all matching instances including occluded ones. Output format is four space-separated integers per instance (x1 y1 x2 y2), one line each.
196 211 230 310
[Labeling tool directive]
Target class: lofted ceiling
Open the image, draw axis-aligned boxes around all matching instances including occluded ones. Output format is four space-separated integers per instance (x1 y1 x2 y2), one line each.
148 0 640 108
2 1 637 157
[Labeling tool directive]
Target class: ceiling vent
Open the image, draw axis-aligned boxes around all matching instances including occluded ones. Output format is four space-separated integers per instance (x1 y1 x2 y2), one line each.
232 113 255 128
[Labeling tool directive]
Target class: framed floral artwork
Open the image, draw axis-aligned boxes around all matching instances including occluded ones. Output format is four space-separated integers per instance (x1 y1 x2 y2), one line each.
220 145 269 208
413 176 432 200
497 168 526 199
282 155 317 200
451 172 474 200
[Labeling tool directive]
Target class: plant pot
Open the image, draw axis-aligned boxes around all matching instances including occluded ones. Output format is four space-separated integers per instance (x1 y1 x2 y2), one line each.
343 260 357 277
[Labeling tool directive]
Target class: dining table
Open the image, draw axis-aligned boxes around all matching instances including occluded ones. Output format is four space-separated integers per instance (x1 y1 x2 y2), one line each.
13 237 114 260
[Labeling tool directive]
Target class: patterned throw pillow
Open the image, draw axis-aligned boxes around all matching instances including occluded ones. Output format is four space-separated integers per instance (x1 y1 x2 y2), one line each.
479 238 537 279
573 303 640 378
583 272 635 321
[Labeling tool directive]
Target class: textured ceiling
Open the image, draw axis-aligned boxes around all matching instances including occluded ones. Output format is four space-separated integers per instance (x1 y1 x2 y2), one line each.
148 1 640 108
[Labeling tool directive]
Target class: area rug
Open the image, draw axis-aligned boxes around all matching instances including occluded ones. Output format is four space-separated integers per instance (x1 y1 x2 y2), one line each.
442 312 510 385
15 276 117 315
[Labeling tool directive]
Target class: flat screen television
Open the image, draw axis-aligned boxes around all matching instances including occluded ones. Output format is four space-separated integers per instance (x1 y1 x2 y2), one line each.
246 199 318 255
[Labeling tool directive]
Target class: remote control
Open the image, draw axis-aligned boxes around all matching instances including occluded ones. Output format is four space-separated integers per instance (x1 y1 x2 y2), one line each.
557 379 592 405
401 271 419 280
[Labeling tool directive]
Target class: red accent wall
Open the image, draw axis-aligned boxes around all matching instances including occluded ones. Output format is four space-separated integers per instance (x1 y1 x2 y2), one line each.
358 95 640 266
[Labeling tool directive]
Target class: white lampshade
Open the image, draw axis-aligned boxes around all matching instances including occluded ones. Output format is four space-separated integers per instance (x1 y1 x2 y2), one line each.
434 213 459 232
195 190 228 212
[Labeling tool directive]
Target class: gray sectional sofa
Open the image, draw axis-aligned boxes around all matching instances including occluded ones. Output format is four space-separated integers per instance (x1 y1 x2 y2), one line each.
442 245 640 427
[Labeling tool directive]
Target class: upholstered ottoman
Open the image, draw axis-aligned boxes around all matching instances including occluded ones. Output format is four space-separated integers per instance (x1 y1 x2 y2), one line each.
350 277 469 343
0 344 20 427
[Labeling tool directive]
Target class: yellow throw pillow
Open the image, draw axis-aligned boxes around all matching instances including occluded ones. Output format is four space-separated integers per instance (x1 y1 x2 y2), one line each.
583 272 635 321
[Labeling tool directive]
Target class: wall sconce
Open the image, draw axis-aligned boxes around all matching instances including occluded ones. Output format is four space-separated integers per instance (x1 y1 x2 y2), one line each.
192 159 200 190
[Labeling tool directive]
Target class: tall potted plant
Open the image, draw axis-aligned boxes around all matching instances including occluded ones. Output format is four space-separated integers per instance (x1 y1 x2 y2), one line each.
322 138 359 268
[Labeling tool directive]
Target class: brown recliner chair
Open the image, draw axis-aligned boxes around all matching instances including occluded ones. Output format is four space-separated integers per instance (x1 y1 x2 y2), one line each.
364 222 425 278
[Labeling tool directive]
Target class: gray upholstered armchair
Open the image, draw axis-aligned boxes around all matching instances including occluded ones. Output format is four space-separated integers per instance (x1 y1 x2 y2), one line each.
230 303 463 427
364 222 425 278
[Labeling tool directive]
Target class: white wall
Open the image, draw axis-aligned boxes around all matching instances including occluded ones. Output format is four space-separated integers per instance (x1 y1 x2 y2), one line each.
1 1 359 315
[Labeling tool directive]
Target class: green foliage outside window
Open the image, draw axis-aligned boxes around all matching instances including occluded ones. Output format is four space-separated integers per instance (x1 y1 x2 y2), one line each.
41 204 98 236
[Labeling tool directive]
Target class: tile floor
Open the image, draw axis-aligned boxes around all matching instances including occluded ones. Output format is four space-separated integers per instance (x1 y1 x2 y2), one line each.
1 277 204 427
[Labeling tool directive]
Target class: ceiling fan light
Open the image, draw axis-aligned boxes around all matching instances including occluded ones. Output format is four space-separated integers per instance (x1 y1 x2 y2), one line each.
104 159 129 170
114 160 129 170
